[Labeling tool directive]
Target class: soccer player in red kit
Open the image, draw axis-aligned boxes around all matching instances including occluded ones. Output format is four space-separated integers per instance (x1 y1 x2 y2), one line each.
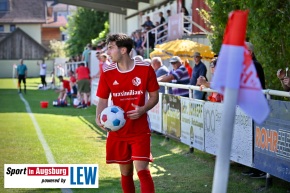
96 33 159 193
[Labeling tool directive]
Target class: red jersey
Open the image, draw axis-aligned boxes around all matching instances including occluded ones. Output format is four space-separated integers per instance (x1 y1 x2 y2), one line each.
99 61 103 77
70 75 76 83
97 58 159 138
76 66 90 80
62 80 71 92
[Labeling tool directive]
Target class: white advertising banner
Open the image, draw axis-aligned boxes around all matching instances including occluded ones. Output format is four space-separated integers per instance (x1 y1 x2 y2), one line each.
204 102 253 166
148 93 163 133
91 80 99 106
180 98 205 150
89 51 100 106
167 13 183 41
4 164 99 188
89 51 100 78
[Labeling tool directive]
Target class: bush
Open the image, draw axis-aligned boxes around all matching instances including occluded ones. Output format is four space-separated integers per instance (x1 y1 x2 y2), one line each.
204 0 290 92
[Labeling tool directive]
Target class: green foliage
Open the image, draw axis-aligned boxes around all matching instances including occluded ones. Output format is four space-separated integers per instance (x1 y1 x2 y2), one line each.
63 8 108 57
92 21 110 45
205 0 290 91
47 39 67 59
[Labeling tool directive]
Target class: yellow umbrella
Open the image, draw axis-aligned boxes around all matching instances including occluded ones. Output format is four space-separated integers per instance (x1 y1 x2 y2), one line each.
156 39 215 61
149 48 172 60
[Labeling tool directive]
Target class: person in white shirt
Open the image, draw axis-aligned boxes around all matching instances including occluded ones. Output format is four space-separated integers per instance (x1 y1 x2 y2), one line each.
37 59 47 89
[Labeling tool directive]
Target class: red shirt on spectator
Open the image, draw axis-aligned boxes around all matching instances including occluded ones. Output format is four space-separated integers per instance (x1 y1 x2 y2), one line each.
62 80 71 93
70 75 76 83
76 66 90 80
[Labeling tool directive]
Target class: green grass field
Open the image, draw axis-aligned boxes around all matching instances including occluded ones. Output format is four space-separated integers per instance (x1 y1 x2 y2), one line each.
0 78 289 193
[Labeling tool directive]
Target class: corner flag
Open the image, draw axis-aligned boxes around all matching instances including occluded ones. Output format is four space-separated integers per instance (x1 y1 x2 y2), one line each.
212 10 269 124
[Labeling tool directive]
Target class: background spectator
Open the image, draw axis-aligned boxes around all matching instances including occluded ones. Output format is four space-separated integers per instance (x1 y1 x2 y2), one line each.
159 12 165 25
55 75 71 105
76 63 91 109
277 68 290 91
152 57 169 93
181 6 190 29
82 43 92 66
68 70 77 98
141 26 155 50
141 16 155 28
93 53 111 79
189 52 207 100
16 59 27 94
158 56 190 97
242 42 267 179
246 42 266 90
134 31 144 56
166 10 171 21
37 59 47 90
197 57 223 102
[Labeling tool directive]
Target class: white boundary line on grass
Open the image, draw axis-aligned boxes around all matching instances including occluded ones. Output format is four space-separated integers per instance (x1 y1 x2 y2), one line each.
18 93 73 193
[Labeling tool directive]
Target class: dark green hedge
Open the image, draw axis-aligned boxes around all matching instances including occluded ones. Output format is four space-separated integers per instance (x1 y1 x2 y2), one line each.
206 0 290 94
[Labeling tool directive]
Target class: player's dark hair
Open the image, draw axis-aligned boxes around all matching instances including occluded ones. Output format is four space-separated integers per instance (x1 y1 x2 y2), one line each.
106 33 133 54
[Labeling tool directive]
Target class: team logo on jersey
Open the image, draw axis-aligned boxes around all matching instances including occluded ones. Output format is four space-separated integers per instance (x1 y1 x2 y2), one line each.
132 77 141 86
113 80 119 85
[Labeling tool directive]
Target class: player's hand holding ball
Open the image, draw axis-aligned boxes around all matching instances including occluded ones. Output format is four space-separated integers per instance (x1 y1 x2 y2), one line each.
99 105 126 132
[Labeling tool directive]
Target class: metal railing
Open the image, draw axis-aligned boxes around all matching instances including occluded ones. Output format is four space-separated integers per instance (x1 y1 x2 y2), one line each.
54 61 86 77
145 13 212 58
145 22 168 57
158 82 290 99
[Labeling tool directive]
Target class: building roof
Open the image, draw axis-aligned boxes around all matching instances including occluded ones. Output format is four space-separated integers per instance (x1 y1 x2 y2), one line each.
0 0 46 24
56 0 150 15
46 1 77 12
43 16 67 28
0 28 48 52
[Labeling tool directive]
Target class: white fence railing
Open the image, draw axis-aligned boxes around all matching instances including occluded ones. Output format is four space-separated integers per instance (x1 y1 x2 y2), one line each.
158 82 290 99
54 61 86 78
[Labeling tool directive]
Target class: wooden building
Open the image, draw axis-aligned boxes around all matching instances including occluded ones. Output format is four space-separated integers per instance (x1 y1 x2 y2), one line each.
0 28 48 60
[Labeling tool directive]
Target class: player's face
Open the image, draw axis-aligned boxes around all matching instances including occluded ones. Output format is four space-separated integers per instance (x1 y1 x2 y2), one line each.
107 42 122 63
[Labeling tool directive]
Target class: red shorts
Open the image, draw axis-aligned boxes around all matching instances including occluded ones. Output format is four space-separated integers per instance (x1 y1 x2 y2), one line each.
106 133 153 164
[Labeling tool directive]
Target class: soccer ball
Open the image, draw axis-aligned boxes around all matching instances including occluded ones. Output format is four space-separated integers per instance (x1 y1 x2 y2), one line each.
52 100 58 106
100 105 126 132
73 98 80 107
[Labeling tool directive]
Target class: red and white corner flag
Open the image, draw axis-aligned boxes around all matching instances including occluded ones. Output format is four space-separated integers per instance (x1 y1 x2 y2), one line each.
212 10 269 124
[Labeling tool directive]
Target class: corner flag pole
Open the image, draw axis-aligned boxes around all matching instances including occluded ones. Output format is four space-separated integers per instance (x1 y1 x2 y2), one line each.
212 88 238 193
211 10 250 193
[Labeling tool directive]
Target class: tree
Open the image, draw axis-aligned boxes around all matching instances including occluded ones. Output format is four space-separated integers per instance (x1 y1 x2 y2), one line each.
203 0 290 92
63 8 108 57
47 39 67 59
92 21 110 46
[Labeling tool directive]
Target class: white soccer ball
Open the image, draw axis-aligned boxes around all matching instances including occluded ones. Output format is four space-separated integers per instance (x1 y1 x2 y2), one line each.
100 105 126 132
73 98 80 107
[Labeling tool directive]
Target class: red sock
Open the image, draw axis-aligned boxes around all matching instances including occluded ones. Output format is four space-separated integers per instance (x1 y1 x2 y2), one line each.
121 174 135 193
137 170 155 193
